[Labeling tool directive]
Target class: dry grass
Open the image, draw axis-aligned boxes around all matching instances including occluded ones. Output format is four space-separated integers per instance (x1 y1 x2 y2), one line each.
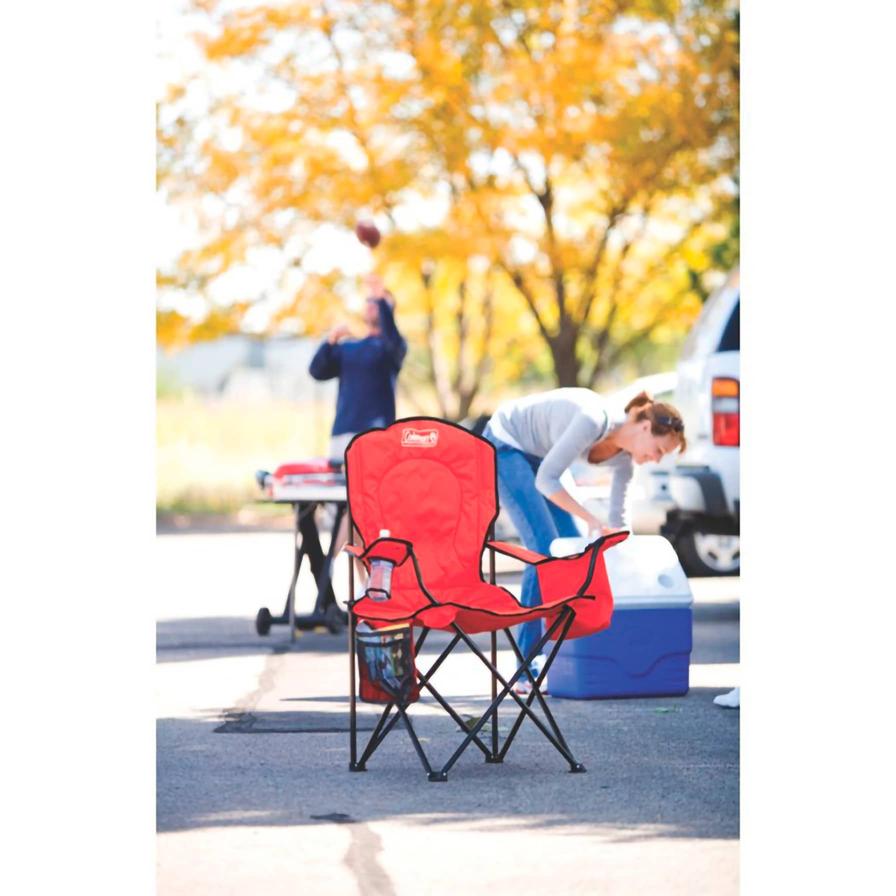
156 396 335 514
156 389 528 516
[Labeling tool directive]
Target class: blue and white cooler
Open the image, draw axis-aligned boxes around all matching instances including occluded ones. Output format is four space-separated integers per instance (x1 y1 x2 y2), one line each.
548 535 693 699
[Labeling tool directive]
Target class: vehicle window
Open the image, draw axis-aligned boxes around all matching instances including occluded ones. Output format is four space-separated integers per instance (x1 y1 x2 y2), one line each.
680 271 739 360
718 298 740 352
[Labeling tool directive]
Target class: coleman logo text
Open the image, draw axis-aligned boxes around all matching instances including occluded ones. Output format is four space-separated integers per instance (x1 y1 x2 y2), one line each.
401 428 439 448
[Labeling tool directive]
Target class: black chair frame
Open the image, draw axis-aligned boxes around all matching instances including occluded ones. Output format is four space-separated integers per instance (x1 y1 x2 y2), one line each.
347 516 587 783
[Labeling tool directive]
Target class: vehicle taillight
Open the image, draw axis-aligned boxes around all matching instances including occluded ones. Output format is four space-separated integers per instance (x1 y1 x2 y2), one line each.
712 377 739 446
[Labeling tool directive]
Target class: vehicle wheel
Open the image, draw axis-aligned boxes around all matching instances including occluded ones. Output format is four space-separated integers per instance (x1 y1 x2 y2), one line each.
255 607 273 636
675 527 740 577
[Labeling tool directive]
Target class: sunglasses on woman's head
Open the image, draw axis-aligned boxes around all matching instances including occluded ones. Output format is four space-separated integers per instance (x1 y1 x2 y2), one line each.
654 414 683 432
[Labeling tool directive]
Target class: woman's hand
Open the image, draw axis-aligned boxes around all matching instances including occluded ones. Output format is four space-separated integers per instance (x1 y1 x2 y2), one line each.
363 273 386 297
600 525 628 536
327 323 351 344
545 492 621 539
583 513 626 538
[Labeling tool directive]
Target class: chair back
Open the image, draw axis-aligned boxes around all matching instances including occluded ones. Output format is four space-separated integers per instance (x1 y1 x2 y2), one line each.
345 418 498 593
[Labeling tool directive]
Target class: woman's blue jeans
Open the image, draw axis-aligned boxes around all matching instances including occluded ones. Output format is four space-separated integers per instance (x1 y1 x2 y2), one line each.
483 426 580 666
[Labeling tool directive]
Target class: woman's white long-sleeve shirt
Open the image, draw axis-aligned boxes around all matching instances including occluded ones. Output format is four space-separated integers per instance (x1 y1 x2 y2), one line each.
488 387 633 528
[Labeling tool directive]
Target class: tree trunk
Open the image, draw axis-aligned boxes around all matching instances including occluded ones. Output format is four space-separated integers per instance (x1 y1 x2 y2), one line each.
454 391 475 421
550 317 581 386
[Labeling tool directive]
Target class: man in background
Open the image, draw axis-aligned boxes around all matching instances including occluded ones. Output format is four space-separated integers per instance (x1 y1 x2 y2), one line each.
309 274 407 593
309 273 407 463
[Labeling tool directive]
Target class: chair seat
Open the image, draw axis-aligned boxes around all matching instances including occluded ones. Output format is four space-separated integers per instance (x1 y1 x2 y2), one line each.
353 579 613 636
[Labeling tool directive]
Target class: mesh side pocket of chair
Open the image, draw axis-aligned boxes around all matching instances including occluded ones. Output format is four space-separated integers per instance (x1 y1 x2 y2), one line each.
356 624 420 706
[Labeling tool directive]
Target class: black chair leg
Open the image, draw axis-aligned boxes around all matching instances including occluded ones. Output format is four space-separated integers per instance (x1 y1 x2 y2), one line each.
398 706 434 776
348 607 584 779
355 702 396 769
498 610 584 771
432 610 578 778
488 630 500 762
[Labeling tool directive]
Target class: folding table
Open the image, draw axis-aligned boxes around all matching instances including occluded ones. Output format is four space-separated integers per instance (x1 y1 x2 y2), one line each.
254 468 349 642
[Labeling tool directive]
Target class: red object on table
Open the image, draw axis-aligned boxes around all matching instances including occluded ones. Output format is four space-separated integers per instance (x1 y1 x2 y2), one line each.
273 460 339 477
264 460 344 498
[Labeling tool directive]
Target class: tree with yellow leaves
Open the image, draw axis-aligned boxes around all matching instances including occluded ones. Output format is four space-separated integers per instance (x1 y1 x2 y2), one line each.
158 0 738 409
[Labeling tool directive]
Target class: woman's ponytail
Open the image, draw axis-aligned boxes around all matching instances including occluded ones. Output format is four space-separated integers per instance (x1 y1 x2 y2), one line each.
624 391 653 413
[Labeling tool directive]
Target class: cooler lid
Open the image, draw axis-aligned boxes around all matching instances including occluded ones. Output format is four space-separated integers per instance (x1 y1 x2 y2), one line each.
550 534 692 608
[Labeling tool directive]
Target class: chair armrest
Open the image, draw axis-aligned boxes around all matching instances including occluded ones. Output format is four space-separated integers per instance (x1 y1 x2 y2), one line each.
344 536 413 567
348 537 443 614
486 540 548 565
535 529 630 600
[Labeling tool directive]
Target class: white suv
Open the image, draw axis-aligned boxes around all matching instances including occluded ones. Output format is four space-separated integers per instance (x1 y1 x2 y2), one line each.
661 269 740 576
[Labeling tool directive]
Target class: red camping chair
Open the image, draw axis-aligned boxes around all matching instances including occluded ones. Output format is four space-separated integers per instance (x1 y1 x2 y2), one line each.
344 418 629 781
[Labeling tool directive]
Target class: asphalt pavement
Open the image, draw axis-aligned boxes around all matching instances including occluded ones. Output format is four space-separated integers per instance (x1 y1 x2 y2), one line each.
155 529 739 895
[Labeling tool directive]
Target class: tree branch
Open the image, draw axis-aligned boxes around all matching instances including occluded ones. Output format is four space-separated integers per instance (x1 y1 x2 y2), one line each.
578 204 625 323
467 278 496 412
419 268 451 417
498 0 536 62
585 299 623 388
498 260 553 345
320 14 399 228
599 299 680 371
396 378 430 415
452 278 468 407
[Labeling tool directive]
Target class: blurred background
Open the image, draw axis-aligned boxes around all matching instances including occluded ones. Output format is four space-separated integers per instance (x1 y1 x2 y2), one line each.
156 0 739 525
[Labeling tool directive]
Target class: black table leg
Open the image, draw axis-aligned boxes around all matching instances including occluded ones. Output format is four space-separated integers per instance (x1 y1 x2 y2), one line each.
256 499 349 639
287 502 305 641
256 502 308 640
318 505 345 608
296 502 348 632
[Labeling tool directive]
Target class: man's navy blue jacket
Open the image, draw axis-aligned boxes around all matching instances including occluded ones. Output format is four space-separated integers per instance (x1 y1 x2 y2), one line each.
308 298 407 435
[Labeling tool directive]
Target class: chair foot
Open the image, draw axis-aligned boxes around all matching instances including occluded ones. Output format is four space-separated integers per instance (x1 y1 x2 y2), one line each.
349 762 367 772
569 763 587 774
484 756 503 764
428 771 448 782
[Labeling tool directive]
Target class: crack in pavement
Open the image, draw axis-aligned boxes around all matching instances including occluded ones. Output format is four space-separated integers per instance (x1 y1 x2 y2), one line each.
220 648 396 894
344 821 396 896
309 814 396 896
223 644 290 721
